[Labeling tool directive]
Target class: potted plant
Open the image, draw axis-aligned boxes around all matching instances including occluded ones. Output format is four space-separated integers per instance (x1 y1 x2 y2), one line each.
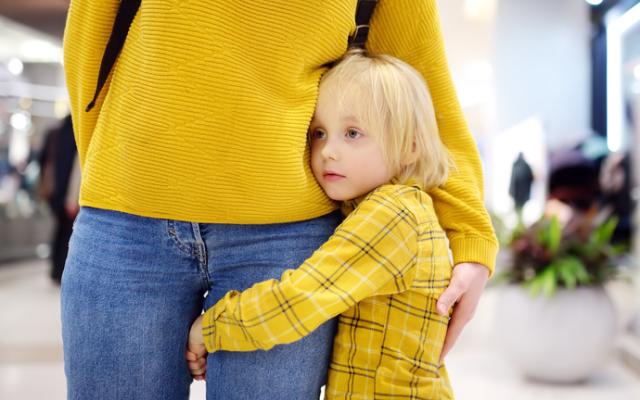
495 205 628 383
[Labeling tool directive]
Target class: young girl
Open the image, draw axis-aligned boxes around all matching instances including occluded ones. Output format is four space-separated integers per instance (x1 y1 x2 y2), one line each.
188 49 455 399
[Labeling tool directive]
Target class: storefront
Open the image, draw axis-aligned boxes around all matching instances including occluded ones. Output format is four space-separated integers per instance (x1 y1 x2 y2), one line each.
0 16 65 261
596 0 640 372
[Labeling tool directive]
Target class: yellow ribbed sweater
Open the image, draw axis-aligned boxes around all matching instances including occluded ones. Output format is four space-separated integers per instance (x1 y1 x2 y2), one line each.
63 0 498 271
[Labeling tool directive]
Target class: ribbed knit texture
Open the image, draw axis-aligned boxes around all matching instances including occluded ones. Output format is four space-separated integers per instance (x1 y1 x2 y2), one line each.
63 0 499 271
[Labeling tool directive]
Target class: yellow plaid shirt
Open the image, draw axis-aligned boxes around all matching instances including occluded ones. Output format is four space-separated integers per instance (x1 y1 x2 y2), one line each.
203 184 453 399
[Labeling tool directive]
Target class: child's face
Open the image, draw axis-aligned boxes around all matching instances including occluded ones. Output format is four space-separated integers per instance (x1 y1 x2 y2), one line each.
309 82 393 201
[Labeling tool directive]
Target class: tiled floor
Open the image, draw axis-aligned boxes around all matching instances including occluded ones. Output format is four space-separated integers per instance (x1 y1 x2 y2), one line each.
1 259 639 399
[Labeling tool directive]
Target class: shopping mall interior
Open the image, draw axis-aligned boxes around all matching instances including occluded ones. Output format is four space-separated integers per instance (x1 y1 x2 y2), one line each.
1 0 640 398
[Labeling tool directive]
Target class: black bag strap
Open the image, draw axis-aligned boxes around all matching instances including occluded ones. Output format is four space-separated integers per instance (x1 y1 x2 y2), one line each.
86 0 378 112
85 0 141 112
348 0 378 48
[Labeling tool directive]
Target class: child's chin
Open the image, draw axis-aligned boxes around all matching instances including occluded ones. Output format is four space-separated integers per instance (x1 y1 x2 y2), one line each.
323 186 361 202
329 193 356 202
326 192 348 202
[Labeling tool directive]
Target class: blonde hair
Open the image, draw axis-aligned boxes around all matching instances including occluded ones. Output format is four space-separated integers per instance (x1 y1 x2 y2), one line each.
320 49 453 189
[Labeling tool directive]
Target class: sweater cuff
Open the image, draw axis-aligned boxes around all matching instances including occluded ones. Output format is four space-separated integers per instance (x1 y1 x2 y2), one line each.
202 309 217 353
449 236 499 276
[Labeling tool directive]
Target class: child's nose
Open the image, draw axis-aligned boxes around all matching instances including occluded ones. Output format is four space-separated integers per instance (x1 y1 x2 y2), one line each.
321 142 338 160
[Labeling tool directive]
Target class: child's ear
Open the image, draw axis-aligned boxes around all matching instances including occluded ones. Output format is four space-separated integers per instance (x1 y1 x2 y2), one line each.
401 142 419 166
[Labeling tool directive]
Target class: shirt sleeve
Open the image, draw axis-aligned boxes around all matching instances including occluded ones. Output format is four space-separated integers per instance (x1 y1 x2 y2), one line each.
366 0 498 273
202 191 418 352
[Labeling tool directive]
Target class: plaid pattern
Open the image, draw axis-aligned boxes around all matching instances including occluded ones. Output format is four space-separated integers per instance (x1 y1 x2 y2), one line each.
203 184 453 399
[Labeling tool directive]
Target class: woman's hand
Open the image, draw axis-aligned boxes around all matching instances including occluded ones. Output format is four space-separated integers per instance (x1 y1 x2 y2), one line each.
186 315 208 381
436 262 489 362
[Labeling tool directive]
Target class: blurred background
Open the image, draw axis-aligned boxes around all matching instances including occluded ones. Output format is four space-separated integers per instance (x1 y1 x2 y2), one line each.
1 0 640 399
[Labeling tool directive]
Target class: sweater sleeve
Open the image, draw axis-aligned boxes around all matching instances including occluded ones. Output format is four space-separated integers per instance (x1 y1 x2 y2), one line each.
366 0 498 273
202 190 418 352
63 0 119 168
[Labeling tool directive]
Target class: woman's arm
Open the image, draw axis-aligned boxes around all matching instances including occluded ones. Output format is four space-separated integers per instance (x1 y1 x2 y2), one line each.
366 0 497 361
63 0 119 166
366 0 498 272
201 189 420 352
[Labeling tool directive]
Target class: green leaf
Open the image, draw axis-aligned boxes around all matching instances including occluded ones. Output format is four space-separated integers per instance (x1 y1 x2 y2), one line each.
529 267 557 297
556 259 577 289
536 225 548 247
592 217 618 247
612 243 629 256
548 217 562 254
572 259 592 285
542 267 558 297
528 273 545 297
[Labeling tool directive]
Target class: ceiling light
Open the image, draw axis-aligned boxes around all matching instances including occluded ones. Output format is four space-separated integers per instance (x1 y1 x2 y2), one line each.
10 112 31 131
7 58 23 76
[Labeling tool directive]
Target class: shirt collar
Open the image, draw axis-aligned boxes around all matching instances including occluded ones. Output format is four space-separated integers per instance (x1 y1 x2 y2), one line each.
339 177 423 215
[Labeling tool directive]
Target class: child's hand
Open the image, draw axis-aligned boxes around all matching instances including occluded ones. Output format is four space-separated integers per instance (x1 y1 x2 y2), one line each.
186 314 207 381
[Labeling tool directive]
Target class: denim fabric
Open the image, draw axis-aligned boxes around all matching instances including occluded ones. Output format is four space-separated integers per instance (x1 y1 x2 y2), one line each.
61 207 342 400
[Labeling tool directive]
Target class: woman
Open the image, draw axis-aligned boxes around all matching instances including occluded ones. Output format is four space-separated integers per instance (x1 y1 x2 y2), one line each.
61 1 497 399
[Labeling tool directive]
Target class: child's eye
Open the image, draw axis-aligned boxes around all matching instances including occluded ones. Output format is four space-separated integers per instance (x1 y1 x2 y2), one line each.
346 129 362 139
310 129 326 140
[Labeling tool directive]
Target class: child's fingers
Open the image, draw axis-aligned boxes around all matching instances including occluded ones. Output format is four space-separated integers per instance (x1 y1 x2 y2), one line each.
187 356 203 365
188 358 207 375
186 343 208 379
188 342 208 358
186 349 207 361
189 364 206 376
188 358 206 370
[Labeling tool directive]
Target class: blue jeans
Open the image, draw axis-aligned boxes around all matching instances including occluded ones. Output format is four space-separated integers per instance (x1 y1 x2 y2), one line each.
61 207 341 400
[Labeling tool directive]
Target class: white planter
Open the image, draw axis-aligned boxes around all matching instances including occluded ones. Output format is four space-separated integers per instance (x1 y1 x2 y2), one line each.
496 285 617 383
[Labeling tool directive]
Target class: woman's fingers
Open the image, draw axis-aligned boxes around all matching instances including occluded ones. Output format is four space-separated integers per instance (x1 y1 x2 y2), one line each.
436 262 489 362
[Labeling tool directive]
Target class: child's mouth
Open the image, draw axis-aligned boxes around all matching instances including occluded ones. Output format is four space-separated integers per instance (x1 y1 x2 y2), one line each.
323 172 345 181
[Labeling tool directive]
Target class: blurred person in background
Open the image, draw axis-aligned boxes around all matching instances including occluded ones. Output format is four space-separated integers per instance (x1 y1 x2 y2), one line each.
38 115 79 285
509 151 534 223
548 147 600 212
547 133 633 245
61 0 498 398
599 151 633 242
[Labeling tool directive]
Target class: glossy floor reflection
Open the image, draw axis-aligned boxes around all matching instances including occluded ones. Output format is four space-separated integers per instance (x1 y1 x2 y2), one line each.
0 259 638 399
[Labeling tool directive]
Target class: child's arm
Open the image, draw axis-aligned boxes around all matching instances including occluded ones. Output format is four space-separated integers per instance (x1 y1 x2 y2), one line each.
201 189 421 353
